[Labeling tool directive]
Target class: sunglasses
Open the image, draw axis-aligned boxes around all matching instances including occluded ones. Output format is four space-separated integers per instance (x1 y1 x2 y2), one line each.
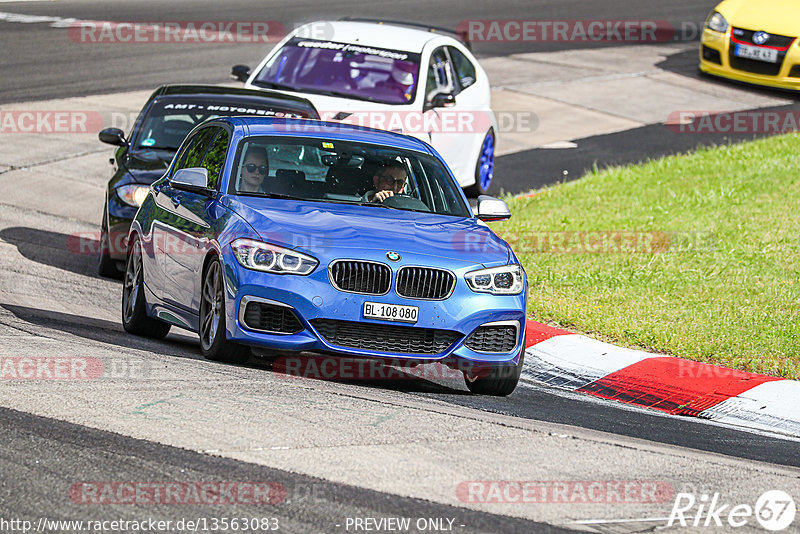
379 175 406 186
244 163 269 176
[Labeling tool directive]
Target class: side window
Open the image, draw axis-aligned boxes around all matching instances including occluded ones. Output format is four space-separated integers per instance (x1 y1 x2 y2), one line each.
174 127 216 173
200 129 229 191
448 46 476 91
425 47 455 102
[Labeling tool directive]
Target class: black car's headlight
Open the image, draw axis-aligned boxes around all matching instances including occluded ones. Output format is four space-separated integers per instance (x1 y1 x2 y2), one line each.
231 238 318 275
705 12 728 33
465 264 524 295
116 185 150 207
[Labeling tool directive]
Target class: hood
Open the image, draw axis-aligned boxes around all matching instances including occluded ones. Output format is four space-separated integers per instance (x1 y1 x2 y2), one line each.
722 0 800 36
223 196 510 267
121 150 173 184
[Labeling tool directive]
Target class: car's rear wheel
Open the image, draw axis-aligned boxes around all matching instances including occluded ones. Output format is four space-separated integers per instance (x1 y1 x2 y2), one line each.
464 351 523 396
98 212 123 279
122 235 170 338
199 257 251 364
464 129 495 198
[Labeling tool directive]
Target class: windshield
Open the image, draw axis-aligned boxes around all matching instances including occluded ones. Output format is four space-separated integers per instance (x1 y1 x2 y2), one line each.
253 38 421 105
132 98 310 152
228 136 470 217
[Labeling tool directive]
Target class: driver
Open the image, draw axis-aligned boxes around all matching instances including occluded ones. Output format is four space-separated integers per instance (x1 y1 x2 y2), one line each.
239 146 270 192
363 160 408 203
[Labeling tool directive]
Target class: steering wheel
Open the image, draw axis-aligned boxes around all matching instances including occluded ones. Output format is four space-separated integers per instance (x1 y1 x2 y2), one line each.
382 194 430 212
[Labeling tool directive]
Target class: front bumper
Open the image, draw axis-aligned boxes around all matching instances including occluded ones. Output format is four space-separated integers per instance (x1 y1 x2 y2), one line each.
106 191 141 261
220 247 526 367
700 28 800 91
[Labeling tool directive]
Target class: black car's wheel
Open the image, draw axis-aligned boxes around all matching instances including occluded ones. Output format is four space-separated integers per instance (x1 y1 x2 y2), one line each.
464 350 524 396
98 213 123 279
199 257 250 364
464 129 495 198
122 235 170 338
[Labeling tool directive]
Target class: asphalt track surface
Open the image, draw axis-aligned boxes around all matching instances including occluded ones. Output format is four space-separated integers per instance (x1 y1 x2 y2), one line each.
0 0 720 104
2 1 800 532
0 406 569 533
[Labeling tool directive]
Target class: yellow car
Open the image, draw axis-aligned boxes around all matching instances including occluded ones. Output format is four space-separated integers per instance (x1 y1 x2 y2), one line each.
700 0 800 91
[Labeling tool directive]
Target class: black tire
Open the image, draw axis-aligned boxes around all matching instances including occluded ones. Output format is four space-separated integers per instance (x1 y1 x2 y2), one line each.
199 257 251 364
464 350 524 396
464 129 495 198
98 213 123 279
122 235 171 339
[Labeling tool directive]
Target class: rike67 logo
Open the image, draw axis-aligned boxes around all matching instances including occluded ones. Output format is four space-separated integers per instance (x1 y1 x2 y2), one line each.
668 490 796 531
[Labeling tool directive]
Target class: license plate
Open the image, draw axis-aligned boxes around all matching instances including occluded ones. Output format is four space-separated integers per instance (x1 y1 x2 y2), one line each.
734 44 779 63
363 302 419 324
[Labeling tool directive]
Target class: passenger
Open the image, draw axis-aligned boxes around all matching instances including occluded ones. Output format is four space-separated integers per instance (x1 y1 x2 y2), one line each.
239 146 270 192
363 160 408 203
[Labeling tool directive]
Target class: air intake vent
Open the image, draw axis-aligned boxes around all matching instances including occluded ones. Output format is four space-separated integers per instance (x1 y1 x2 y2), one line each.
465 325 517 353
329 260 391 295
311 319 461 355
242 301 303 334
396 267 455 300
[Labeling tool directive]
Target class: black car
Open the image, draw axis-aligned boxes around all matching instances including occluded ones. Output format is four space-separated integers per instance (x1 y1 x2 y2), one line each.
97 84 319 278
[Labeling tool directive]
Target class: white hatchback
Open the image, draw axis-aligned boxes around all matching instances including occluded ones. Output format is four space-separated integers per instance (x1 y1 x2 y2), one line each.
233 19 498 196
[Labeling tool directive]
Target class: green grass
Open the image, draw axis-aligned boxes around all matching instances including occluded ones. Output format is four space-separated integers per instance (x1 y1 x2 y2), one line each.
491 134 800 379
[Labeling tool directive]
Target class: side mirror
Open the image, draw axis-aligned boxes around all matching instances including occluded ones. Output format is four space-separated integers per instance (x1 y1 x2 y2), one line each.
171 167 212 196
98 127 127 147
425 92 456 111
475 195 511 222
231 64 251 82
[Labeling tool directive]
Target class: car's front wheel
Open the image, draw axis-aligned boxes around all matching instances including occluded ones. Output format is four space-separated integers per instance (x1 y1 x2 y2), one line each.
464 129 495 197
464 351 523 396
199 256 251 364
122 235 170 338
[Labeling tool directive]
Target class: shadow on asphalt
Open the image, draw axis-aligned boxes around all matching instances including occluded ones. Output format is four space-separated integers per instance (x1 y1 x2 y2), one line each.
494 48 800 196
656 48 800 100
0 226 107 280
494 108 799 196
0 303 465 395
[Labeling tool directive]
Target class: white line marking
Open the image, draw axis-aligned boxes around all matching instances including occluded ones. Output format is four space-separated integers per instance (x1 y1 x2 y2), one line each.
574 516 670 525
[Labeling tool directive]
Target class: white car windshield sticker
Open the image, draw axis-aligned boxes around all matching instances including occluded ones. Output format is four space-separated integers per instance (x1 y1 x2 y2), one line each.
295 39 410 61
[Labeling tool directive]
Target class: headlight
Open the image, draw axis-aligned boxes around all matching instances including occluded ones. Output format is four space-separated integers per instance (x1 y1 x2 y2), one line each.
231 238 318 275
116 185 150 207
705 12 728 33
465 264 524 295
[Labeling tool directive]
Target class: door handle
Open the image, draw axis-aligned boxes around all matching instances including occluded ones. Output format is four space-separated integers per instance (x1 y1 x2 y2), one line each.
171 195 181 207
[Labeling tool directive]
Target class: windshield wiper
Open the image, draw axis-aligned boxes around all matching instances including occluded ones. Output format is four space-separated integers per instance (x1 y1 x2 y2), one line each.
235 191 308 201
251 81 298 91
136 145 179 151
356 201 403 210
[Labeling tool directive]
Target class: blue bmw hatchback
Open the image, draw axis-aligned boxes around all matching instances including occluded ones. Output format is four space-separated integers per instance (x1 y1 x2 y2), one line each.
123 117 526 395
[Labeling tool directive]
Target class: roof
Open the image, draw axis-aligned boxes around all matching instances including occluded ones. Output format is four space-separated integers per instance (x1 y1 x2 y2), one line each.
223 117 434 153
291 21 451 54
148 84 318 116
